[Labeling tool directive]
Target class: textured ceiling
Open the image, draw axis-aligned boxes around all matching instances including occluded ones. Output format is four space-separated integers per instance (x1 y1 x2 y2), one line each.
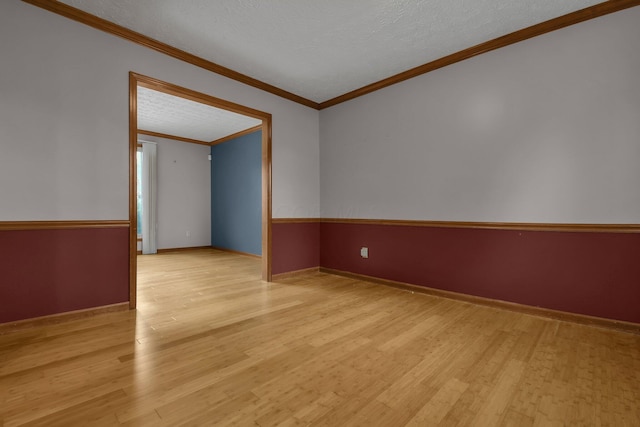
62 0 602 103
137 86 261 142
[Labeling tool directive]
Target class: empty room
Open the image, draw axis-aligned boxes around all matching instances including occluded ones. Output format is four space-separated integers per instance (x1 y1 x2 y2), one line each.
1 1 639 426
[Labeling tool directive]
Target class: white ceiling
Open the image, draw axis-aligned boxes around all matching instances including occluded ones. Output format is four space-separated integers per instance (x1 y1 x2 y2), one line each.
61 0 602 103
137 86 262 143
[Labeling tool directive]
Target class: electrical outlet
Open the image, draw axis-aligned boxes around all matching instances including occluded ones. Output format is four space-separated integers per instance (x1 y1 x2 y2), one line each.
360 247 368 258
186 230 190 237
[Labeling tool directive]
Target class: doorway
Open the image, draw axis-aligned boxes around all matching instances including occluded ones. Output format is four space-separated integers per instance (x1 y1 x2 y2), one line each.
128 72 273 309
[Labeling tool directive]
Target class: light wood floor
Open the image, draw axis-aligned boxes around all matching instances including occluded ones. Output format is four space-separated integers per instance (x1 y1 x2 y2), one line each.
1 249 639 426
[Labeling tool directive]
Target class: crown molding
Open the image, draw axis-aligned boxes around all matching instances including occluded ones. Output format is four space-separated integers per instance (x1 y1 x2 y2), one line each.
137 129 210 146
210 125 262 146
21 0 319 109
22 1 640 110
318 0 640 109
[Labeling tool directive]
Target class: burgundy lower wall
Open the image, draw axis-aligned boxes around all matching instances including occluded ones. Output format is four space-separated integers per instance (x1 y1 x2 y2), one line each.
0 227 130 324
272 222 320 275
320 223 640 324
6 222 635 325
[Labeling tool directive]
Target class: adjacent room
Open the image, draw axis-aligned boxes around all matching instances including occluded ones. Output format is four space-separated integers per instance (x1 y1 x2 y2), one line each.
134 81 268 314
1 0 639 425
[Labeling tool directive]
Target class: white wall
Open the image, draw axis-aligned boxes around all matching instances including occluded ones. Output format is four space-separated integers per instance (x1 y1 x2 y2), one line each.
320 7 640 223
139 135 211 249
0 1 319 221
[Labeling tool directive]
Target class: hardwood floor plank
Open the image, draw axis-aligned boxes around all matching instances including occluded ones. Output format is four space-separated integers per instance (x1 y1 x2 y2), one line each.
405 377 469 426
1 248 639 426
17 390 127 427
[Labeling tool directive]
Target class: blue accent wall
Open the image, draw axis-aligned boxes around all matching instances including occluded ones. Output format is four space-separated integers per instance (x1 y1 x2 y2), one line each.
211 130 262 255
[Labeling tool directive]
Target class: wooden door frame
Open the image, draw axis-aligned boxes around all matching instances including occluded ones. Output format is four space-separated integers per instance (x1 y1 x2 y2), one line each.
128 72 272 309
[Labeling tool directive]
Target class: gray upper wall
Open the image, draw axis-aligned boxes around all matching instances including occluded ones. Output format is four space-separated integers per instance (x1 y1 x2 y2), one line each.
138 135 212 250
320 7 640 223
2 2 638 223
0 1 319 221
